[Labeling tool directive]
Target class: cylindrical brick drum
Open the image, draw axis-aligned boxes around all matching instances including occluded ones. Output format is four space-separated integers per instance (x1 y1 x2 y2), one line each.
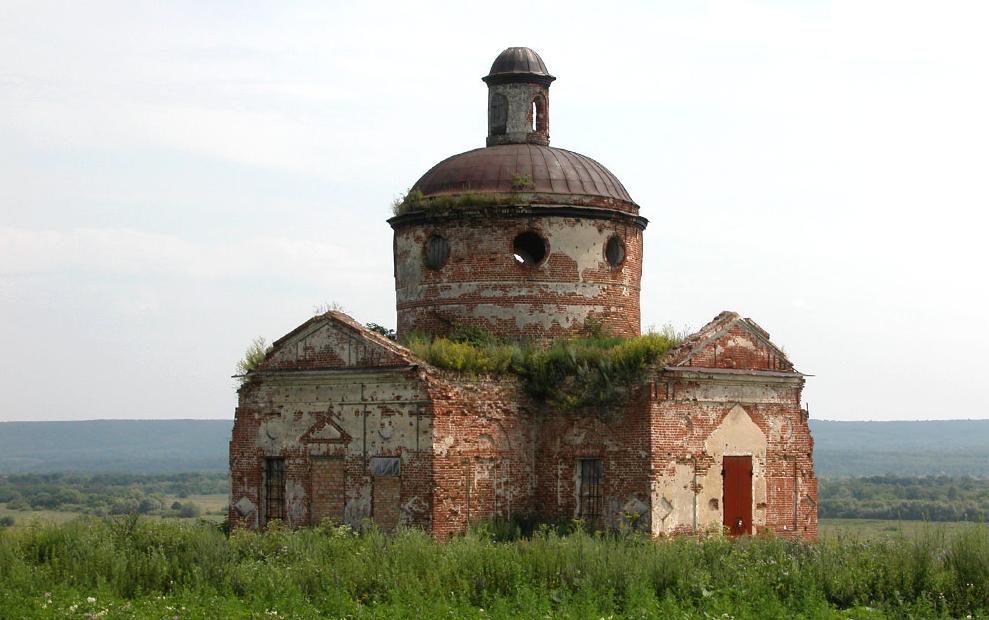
389 144 646 341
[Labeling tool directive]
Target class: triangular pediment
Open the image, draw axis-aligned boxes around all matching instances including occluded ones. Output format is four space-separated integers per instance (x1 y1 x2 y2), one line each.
300 413 351 444
668 311 796 373
257 311 416 372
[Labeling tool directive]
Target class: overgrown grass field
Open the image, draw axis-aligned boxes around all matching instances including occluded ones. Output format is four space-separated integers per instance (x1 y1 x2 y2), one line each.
2 518 988 619
820 518 984 541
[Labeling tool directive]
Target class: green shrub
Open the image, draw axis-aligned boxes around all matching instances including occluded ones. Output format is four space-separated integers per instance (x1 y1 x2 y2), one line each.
406 328 681 412
235 336 272 385
176 502 202 518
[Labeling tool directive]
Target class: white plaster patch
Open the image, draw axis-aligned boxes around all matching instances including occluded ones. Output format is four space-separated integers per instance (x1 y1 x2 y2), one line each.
345 486 371 528
651 462 695 536
401 495 430 525
257 412 316 452
698 405 768 531
286 480 307 525
234 497 256 516
311 421 342 440
434 434 456 456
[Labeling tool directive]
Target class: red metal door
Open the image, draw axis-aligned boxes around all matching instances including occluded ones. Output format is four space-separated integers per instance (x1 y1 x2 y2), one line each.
722 456 752 537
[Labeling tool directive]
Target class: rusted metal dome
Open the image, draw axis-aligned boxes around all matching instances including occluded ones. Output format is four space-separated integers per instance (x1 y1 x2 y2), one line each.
411 144 636 207
483 47 556 85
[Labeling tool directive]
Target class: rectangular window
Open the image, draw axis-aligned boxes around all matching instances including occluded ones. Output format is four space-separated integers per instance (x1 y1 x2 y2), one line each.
369 456 400 477
264 457 285 524
578 458 603 522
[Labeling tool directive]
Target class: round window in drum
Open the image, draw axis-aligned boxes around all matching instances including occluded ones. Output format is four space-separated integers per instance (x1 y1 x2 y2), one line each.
512 231 547 266
424 234 450 270
605 235 626 268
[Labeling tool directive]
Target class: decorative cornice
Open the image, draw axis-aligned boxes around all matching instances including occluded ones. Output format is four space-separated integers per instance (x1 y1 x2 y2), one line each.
388 204 648 230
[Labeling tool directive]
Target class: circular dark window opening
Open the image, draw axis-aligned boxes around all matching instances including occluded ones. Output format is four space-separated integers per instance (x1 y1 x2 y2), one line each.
424 234 450 270
605 235 626 268
512 231 547 266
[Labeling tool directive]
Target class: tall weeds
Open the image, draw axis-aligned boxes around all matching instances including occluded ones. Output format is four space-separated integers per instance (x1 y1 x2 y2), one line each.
1 518 987 618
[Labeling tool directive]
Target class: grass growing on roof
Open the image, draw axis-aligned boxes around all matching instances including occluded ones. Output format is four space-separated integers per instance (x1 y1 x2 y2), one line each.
404 324 683 412
390 188 529 216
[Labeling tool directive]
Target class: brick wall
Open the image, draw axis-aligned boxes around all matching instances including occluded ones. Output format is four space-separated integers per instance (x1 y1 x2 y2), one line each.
423 372 536 538
311 457 345 524
372 476 401 531
648 371 816 541
229 369 434 531
534 399 653 530
392 214 644 341
230 315 817 542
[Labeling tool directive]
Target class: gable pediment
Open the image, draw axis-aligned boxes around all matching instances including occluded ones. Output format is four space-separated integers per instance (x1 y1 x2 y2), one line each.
258 311 415 372
668 311 796 373
301 414 350 444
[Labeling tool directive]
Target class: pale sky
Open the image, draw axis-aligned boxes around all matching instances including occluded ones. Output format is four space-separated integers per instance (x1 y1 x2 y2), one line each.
1 1 987 422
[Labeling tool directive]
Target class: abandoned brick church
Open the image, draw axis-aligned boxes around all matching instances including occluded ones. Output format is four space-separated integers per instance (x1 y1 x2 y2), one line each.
229 47 818 540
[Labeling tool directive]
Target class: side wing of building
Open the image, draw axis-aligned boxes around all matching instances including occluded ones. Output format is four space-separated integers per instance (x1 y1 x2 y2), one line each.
648 312 817 540
229 312 432 531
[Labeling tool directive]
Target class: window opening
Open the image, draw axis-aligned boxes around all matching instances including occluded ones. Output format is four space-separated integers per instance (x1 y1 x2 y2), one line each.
264 457 285 524
512 231 547 266
533 96 547 133
578 458 603 521
424 235 450 270
605 235 626 267
370 456 401 477
490 94 508 135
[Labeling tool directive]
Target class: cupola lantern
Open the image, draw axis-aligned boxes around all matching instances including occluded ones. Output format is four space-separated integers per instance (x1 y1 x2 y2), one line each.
483 47 555 146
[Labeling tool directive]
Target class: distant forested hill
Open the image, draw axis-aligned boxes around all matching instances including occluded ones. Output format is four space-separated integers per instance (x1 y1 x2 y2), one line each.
1 418 988 476
0 420 230 473
810 419 989 477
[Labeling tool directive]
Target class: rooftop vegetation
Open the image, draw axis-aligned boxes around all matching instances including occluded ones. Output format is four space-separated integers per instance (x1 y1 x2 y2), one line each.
403 322 684 413
234 336 271 386
391 189 526 216
391 172 536 216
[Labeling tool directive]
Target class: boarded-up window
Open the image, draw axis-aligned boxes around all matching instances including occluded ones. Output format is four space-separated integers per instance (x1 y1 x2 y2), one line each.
370 457 400 477
424 235 450 270
264 457 285 525
578 458 603 522
490 93 507 135
311 457 345 525
371 457 401 531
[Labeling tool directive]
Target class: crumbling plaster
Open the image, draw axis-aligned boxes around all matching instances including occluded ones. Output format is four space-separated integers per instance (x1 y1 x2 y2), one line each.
649 367 812 538
393 215 642 339
486 82 548 145
232 369 433 529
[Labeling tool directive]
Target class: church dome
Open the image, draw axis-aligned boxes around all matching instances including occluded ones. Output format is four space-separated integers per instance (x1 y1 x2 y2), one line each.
483 47 555 85
411 143 636 207
391 47 646 342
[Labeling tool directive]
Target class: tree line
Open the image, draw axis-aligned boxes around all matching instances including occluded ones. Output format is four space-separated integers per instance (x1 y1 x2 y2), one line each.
819 475 989 522
0 472 226 518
